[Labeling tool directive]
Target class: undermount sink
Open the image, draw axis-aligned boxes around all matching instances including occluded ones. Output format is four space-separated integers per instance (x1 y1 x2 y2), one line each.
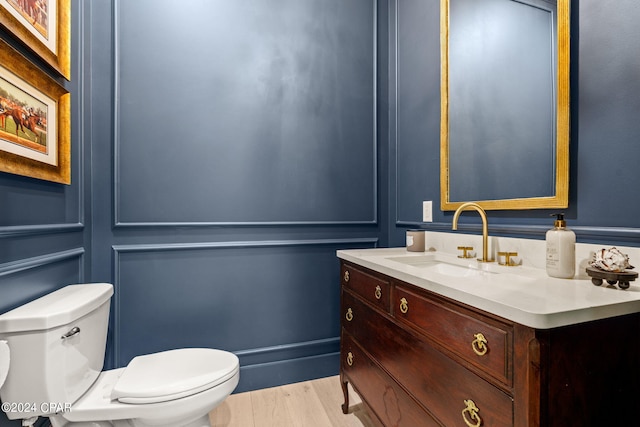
385 255 491 278
384 253 541 285
427 262 491 277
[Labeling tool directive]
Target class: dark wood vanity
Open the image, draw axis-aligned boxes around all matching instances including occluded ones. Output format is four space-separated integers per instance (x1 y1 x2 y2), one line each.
339 261 640 427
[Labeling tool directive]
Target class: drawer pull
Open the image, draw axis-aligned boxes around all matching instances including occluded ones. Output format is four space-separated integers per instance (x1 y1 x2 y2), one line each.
343 270 350 283
346 351 354 366
374 285 382 300
399 297 409 314
345 308 354 322
471 333 488 356
462 399 482 427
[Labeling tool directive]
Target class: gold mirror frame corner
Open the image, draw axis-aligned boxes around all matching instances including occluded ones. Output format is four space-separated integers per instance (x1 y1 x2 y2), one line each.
440 0 570 212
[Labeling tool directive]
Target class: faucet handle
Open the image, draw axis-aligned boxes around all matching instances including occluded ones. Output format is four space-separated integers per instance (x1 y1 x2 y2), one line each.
498 251 519 266
457 246 474 259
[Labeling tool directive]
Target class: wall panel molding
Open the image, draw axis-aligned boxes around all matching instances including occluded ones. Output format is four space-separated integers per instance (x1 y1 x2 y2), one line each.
0 247 85 277
395 221 640 245
235 336 339 367
113 219 379 228
0 222 83 238
0 248 85 328
391 0 440 225
111 0 378 228
111 238 377 366
112 238 379 255
571 226 640 243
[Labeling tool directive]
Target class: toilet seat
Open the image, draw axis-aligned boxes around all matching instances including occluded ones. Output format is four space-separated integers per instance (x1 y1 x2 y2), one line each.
54 363 240 425
112 348 239 404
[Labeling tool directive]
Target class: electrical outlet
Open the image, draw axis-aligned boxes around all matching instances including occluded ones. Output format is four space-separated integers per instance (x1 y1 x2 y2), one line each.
422 201 433 222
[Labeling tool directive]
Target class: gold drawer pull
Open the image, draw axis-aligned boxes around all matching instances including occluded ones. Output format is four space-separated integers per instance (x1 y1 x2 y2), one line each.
399 297 408 314
345 308 353 322
374 285 382 300
462 399 482 427
346 351 354 366
471 333 488 356
343 270 350 283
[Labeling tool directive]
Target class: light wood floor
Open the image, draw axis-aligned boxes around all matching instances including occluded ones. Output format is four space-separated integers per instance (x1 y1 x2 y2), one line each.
209 375 376 427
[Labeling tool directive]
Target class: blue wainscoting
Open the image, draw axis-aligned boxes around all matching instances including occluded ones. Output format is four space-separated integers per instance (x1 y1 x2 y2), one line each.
112 239 376 392
88 0 383 393
0 249 85 314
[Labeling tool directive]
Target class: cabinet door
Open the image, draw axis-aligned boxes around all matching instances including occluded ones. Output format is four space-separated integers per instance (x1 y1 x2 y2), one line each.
341 331 441 427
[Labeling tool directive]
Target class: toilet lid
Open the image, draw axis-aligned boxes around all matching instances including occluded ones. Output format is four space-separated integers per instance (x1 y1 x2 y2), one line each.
112 348 239 404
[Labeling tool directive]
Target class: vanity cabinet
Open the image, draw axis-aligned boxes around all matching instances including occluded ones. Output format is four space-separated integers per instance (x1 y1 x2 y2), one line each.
339 261 640 427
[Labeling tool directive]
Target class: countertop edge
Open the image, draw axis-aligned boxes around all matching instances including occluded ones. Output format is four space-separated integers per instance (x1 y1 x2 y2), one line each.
337 249 640 329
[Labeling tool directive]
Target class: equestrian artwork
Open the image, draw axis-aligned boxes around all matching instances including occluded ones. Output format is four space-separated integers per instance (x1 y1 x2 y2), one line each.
0 75 48 155
4 0 49 38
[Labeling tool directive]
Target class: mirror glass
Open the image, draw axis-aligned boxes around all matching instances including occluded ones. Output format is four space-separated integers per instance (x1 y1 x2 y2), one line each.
441 0 569 210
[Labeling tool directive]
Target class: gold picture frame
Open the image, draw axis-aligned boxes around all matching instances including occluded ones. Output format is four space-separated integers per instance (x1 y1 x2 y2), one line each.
0 38 70 184
0 0 70 80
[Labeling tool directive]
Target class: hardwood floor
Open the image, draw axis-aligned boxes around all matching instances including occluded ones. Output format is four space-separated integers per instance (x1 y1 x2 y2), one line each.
209 375 377 427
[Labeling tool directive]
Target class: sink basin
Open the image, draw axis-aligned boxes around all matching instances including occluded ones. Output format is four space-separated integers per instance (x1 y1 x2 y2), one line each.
384 254 540 285
385 255 491 278
428 262 490 278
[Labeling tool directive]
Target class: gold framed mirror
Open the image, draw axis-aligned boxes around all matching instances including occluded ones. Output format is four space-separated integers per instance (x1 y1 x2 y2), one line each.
441 0 570 210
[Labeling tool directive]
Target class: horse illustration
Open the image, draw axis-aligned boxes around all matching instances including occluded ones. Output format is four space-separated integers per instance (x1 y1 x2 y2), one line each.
7 107 43 144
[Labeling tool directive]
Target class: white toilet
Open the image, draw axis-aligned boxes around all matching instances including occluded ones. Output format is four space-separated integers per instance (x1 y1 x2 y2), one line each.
0 283 239 427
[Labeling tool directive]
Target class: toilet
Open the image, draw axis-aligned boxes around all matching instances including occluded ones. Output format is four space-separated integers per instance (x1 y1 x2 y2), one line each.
0 283 239 427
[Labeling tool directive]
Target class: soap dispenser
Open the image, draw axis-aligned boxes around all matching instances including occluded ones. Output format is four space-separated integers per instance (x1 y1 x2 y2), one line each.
546 213 576 279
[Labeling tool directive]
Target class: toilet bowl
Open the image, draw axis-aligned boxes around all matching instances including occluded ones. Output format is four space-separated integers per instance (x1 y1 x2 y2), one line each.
50 349 239 427
0 284 239 427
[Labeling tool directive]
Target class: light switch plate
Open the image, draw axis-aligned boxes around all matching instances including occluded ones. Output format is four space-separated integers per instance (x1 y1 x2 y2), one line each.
422 201 433 222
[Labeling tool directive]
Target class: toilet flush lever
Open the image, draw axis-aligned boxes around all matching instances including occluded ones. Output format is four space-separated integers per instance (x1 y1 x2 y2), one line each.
61 326 81 340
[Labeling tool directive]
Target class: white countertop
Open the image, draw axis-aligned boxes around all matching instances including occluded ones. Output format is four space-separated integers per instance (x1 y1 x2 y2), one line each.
337 247 640 329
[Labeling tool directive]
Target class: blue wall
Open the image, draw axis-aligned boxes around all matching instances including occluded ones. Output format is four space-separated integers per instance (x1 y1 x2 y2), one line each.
390 0 640 246
88 0 384 393
1 0 640 426
0 1 89 425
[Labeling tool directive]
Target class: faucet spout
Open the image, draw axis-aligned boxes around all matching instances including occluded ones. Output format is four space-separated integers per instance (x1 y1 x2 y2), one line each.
452 202 494 263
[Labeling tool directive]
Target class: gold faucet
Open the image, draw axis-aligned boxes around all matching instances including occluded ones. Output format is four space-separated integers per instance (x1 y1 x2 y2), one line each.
452 202 494 263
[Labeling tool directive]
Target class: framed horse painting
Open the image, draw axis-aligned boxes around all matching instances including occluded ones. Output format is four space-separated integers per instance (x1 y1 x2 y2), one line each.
0 39 70 184
0 0 70 80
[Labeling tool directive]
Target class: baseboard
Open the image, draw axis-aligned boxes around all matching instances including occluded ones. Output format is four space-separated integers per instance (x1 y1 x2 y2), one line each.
234 351 340 393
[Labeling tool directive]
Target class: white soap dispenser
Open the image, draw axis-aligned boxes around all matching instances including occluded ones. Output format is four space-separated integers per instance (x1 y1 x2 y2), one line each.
546 213 576 279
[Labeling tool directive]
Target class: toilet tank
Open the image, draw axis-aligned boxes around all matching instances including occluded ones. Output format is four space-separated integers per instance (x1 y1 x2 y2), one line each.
0 283 113 420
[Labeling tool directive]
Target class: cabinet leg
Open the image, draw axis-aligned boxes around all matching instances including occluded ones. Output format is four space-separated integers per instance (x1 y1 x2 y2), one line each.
341 375 350 414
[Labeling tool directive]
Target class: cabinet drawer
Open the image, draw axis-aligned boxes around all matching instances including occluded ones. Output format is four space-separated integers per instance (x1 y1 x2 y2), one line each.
395 284 512 385
341 263 390 312
342 289 372 339
341 332 441 427
346 291 514 427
